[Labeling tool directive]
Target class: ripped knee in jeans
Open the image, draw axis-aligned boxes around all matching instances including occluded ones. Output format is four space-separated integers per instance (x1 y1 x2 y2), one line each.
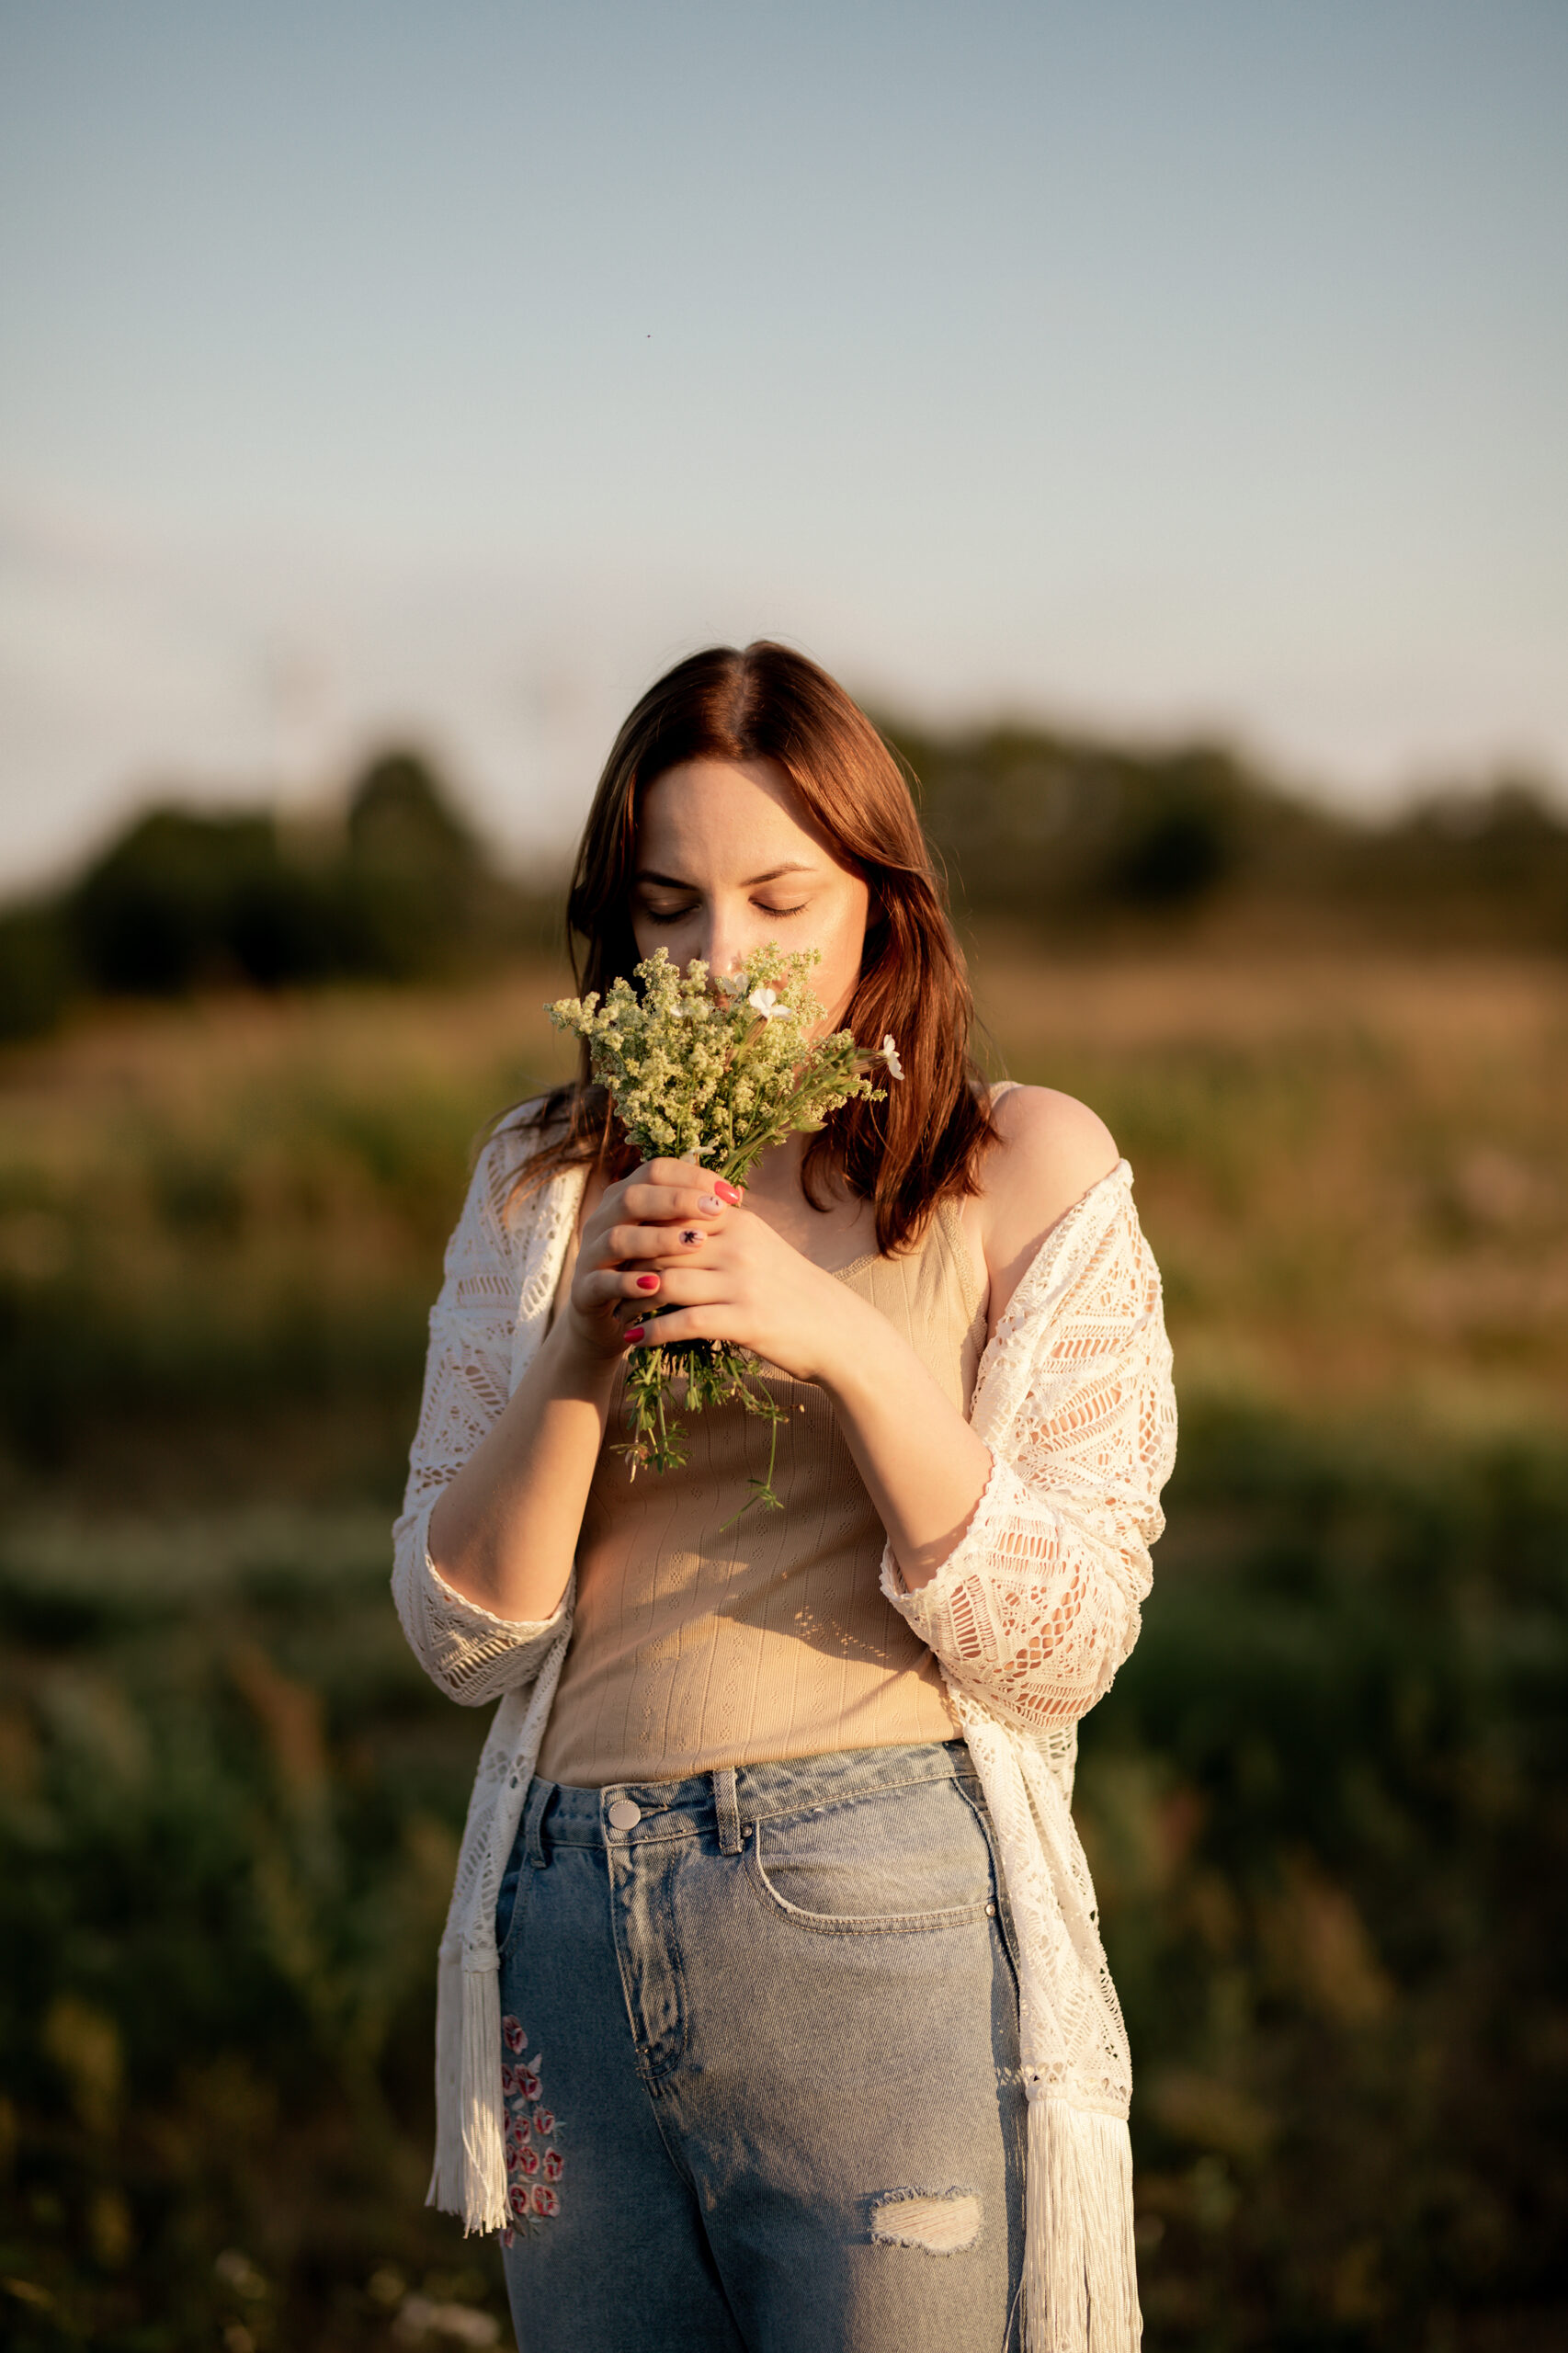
869 2186 983 2255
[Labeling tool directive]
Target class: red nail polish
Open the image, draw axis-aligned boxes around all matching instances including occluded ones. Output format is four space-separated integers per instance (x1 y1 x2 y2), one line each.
714 1178 743 1205
636 1274 659 1291
625 1325 646 1344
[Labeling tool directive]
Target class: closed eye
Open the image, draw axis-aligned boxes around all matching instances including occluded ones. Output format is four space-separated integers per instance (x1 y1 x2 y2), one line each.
639 898 809 925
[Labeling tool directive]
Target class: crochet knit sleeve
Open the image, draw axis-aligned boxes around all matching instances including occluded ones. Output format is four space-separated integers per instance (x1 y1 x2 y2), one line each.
391 1121 575 1708
882 1165 1176 1735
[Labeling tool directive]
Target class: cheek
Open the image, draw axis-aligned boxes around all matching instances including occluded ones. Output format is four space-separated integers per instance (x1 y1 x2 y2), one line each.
819 889 870 1008
631 906 694 959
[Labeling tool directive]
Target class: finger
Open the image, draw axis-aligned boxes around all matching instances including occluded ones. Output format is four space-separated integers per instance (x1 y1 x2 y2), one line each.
639 1158 743 1192
631 1162 744 1206
575 1267 667 1312
618 1180 728 1226
595 1221 717 1267
621 1267 726 1308
626 1304 729 1349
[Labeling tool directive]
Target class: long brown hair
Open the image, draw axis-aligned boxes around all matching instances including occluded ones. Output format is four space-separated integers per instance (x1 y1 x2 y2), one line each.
507 642 997 1253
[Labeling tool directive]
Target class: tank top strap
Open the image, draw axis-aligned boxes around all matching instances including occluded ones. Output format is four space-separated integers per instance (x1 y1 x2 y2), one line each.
932 1196 987 1329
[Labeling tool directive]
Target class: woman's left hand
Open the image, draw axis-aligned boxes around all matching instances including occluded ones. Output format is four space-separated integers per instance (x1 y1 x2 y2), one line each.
622 1159 868 1386
624 1157 994 1588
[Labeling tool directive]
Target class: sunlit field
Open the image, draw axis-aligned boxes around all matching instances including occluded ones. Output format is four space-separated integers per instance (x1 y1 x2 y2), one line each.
2 947 1564 2349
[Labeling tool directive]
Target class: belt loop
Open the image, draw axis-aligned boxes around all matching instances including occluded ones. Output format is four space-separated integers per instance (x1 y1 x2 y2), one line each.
522 1776 553 1870
714 1766 742 1857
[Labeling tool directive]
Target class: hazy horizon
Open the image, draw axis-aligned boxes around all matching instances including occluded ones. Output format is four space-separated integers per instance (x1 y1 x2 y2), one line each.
3 1 1565 890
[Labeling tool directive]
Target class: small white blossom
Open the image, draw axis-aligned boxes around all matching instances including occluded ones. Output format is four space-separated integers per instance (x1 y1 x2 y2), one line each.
881 1033 904 1081
746 986 792 1022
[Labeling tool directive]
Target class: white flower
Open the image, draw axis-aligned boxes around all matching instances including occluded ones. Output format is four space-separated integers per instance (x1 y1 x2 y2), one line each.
747 986 793 1022
881 1033 904 1081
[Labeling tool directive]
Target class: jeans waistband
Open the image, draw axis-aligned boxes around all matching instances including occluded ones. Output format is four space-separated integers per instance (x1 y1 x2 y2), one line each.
532 1736 977 1853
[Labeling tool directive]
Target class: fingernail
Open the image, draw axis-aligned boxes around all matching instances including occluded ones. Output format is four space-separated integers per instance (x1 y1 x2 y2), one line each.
713 1179 743 1205
679 1227 701 1245
624 1326 646 1344
636 1274 660 1291
698 1193 721 1213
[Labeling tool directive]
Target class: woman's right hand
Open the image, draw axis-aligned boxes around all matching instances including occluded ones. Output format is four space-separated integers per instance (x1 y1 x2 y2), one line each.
562 1159 743 1360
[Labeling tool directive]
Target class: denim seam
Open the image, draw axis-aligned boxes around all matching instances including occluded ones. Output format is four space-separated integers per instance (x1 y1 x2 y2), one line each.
953 1781 1025 1994
640 1923 693 2088
547 1769 983 1857
741 1765 983 1833
607 1851 693 2091
745 1824 994 1938
494 1847 533 1967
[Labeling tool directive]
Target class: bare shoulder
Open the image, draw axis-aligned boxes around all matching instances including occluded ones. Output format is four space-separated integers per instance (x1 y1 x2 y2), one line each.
974 1086 1121 1328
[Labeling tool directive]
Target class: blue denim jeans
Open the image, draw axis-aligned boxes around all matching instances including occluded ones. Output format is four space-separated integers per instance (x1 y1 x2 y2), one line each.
494 1737 1026 2352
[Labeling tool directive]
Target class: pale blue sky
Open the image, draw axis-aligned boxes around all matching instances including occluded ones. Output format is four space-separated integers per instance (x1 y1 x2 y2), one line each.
2 1 1564 883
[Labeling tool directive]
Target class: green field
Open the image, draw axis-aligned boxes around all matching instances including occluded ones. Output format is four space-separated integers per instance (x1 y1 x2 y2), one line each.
2 949 1564 2349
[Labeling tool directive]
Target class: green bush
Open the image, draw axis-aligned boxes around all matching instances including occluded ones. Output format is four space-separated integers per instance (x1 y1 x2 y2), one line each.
0 906 74 1041
1 1418 1563 2347
0 1512 503 2349
0 750 566 1040
1077 1413 1568 2348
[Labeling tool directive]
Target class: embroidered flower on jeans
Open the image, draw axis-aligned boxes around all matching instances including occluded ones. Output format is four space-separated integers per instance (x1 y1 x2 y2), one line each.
501 2227 516 2250
495 2029 564 2227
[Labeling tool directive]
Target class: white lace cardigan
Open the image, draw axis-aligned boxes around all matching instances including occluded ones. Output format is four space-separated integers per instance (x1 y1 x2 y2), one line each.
392 1111 1176 2353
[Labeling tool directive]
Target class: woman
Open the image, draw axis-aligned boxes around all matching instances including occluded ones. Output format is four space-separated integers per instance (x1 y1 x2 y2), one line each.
392 642 1176 2353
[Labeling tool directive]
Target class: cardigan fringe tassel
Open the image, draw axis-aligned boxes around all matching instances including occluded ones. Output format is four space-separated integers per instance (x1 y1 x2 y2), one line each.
427 1940 510 2234
1025 2099 1142 2352
426 1934 464 2217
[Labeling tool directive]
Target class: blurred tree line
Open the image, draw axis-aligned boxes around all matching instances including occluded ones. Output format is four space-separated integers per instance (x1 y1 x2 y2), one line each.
881 719 1568 949
3 724 1566 1044
0 750 561 1042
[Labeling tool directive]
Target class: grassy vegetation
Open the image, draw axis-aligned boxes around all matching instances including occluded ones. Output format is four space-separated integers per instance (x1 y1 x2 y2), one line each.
1 949 1564 2347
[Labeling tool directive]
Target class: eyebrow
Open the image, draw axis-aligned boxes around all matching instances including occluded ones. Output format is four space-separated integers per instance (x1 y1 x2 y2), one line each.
634 862 815 891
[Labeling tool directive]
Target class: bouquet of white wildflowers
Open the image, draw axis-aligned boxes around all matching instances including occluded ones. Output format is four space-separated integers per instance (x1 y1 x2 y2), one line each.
548 944 902 1516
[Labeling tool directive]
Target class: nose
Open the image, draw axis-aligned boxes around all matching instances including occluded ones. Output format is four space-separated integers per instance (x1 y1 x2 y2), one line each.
696 904 748 984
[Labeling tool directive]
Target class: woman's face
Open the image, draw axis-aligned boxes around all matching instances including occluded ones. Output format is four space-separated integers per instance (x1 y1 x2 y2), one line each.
631 756 870 1027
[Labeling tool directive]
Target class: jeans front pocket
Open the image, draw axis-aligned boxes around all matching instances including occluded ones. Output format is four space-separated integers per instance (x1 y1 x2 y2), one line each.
747 1772 996 1935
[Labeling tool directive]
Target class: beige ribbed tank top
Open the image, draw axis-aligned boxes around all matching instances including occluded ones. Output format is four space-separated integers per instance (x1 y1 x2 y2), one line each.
536 1199 989 1789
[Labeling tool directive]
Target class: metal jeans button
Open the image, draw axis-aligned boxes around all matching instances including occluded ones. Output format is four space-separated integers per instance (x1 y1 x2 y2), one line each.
607 1798 642 1831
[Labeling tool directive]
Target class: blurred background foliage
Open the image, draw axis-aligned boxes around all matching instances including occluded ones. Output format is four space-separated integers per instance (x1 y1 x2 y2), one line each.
0 734 1564 2349
3 723 1567 1045
0 750 560 1043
